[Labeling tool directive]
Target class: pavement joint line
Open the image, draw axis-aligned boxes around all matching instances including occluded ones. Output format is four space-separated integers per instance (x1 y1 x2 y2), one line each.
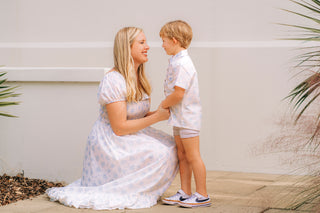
256 185 267 191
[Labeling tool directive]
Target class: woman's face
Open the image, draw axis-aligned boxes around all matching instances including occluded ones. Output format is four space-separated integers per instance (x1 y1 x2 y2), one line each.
131 32 150 66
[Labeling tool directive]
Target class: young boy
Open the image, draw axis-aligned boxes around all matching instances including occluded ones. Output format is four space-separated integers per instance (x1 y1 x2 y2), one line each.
159 20 211 208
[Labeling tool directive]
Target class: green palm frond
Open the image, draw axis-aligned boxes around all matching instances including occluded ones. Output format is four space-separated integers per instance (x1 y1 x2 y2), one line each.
0 71 21 117
280 23 320 34
283 0 320 125
310 0 320 7
282 2 320 209
0 112 17 117
286 73 320 121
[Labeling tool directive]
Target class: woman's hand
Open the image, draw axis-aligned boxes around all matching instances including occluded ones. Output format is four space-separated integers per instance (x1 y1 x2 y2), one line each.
155 105 170 121
106 101 170 136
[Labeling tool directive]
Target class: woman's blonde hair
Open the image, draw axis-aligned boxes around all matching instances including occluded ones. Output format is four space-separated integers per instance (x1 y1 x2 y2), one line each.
113 27 151 102
159 20 193 49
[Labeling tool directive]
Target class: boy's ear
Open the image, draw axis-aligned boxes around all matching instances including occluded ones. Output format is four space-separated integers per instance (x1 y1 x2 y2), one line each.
172 37 178 44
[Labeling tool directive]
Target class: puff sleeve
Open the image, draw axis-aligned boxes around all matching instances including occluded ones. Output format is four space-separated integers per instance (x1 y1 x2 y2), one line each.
98 71 127 105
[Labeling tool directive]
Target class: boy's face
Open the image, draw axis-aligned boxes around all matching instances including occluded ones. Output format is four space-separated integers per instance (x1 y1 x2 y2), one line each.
161 36 177 56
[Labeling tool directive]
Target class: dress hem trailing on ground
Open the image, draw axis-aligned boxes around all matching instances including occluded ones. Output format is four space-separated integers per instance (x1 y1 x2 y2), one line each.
46 71 178 210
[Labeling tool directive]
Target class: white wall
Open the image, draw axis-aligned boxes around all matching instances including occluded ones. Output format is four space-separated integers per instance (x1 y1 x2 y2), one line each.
0 0 311 182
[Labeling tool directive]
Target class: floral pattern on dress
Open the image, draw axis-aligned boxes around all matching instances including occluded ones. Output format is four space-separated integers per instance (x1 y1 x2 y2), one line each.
46 71 178 210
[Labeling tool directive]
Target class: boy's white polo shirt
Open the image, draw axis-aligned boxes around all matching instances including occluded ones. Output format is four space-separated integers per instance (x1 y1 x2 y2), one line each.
164 49 202 131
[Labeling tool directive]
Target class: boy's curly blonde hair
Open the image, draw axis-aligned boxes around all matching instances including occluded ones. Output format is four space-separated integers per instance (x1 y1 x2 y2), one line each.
159 20 193 49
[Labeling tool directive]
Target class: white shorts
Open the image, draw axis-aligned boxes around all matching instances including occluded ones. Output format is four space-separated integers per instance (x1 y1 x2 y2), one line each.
173 126 200 139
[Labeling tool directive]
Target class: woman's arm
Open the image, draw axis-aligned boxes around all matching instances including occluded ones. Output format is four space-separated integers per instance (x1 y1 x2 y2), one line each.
145 111 156 116
161 86 185 109
106 101 169 136
145 98 156 117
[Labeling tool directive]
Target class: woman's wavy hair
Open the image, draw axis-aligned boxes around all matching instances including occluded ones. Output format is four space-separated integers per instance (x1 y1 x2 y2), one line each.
113 27 151 102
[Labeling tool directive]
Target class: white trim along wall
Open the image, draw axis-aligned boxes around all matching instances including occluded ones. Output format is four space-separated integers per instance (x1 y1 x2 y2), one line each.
0 40 315 49
0 67 106 82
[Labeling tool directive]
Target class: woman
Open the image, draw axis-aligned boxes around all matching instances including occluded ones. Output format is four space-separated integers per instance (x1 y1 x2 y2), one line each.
46 27 178 210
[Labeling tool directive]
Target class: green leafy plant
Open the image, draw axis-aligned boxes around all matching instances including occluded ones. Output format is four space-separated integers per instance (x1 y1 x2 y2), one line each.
277 0 320 211
281 0 320 140
0 72 20 117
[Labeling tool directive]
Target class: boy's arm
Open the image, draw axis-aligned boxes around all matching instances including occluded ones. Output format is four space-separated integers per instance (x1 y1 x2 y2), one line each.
161 86 185 109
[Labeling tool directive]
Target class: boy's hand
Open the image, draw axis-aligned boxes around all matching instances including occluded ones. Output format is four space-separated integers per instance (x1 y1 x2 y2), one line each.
160 101 169 109
156 105 170 121
161 86 185 109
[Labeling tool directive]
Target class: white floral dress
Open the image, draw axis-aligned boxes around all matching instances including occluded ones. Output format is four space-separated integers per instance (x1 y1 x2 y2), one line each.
46 71 178 210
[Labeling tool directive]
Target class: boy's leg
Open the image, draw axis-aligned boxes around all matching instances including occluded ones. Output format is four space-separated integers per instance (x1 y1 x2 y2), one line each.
181 136 207 197
174 135 192 195
162 129 192 205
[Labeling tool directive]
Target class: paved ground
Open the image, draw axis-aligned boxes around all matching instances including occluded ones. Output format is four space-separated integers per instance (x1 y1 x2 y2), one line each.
0 171 318 213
